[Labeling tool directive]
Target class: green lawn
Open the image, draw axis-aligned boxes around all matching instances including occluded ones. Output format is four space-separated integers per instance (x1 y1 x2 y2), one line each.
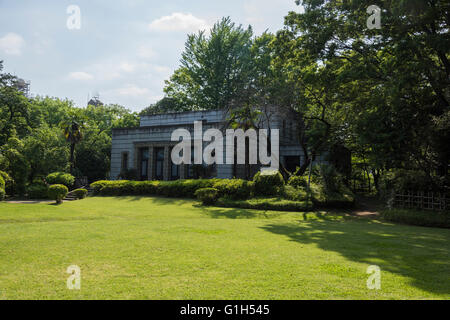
0 197 449 300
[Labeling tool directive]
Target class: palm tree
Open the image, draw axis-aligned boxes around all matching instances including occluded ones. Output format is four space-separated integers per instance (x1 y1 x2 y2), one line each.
61 115 84 174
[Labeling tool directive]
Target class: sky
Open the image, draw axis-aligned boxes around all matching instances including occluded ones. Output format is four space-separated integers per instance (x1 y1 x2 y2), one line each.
0 0 303 112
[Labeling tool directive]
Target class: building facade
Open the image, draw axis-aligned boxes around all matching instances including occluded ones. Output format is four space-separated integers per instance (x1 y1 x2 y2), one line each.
111 109 326 181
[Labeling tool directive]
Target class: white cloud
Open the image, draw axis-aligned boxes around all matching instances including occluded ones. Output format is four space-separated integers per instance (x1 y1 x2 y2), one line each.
117 84 150 97
0 33 25 55
119 62 136 73
68 71 94 81
148 12 210 32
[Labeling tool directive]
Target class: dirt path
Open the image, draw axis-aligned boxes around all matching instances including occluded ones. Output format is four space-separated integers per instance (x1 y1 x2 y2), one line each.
350 196 385 218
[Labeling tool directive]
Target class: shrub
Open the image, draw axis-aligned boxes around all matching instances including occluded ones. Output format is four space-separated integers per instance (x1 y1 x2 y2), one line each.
380 209 450 228
213 179 254 200
318 164 344 194
0 188 5 201
48 184 68 204
378 169 441 200
73 188 88 199
283 185 308 201
217 197 313 212
46 172 75 188
90 180 111 194
0 175 4 190
195 188 219 205
310 183 355 209
288 175 309 189
253 170 284 196
27 184 49 199
0 171 13 195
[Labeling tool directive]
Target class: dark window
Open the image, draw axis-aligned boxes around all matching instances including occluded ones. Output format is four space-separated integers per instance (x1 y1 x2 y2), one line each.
170 147 180 180
140 148 149 181
154 148 164 180
121 153 128 172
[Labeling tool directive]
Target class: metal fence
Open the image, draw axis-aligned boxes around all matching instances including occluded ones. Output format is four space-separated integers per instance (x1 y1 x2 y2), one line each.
394 191 449 211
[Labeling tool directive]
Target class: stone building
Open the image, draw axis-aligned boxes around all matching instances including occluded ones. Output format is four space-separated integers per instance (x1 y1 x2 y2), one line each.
111 109 326 181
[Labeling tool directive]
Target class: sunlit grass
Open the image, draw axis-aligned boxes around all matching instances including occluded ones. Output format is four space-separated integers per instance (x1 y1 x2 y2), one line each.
0 197 449 300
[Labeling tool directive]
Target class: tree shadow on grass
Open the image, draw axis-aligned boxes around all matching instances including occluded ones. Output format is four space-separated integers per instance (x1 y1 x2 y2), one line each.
100 195 192 206
260 219 450 295
196 205 265 219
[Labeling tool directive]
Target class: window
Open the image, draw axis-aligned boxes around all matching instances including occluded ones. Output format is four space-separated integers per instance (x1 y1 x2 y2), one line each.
121 152 128 172
140 148 149 181
154 147 164 180
170 147 180 180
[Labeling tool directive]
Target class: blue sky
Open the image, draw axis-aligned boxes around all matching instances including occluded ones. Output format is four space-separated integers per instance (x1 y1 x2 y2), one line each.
0 0 302 111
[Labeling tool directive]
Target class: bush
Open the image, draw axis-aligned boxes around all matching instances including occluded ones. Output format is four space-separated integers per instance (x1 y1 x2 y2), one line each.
381 209 450 228
0 175 4 190
0 171 14 195
195 188 219 205
46 172 75 188
288 175 309 189
0 188 5 201
48 184 68 204
318 164 345 194
73 188 88 199
378 169 442 200
213 179 254 200
310 183 355 209
283 185 308 201
90 179 221 198
217 197 313 212
253 170 285 196
27 184 49 199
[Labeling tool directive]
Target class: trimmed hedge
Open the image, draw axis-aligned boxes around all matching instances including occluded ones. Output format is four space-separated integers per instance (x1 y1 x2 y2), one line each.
380 209 450 228
91 179 221 198
48 184 68 204
195 188 219 205
27 184 49 199
217 197 313 212
90 177 355 211
212 179 254 199
73 188 88 199
46 172 75 188
0 188 5 201
253 170 285 196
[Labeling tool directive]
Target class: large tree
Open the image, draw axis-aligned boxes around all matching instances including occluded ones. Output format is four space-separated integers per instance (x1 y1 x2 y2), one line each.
164 17 254 110
274 0 450 185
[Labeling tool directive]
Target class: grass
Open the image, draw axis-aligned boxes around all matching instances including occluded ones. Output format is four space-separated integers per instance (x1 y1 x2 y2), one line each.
0 196 449 300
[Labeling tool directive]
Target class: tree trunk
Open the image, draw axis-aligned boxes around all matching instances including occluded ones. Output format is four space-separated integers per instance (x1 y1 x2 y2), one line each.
70 143 75 174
